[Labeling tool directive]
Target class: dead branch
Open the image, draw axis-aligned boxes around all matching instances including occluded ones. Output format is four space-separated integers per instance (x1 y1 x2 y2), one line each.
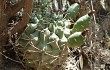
5 0 25 18
0 0 33 44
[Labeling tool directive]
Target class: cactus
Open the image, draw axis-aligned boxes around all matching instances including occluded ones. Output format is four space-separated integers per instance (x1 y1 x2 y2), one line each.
71 14 91 33
67 32 85 47
66 3 80 20
18 0 91 70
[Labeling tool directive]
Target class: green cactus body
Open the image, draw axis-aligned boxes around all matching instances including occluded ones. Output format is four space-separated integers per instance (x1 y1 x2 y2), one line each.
25 23 37 34
64 20 71 28
66 3 80 20
24 44 41 59
18 39 29 47
18 33 30 47
49 33 59 49
37 28 50 50
24 45 41 68
19 32 29 40
55 26 64 39
64 28 71 38
58 35 67 49
57 20 65 27
48 24 56 32
41 0 50 6
29 11 39 23
30 31 39 46
18 1 91 70
72 14 90 33
42 49 61 65
67 32 85 47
